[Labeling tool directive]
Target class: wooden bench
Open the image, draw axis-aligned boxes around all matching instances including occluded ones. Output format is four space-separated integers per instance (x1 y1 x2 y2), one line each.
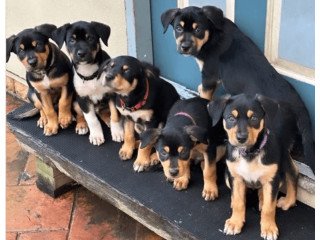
7 103 315 240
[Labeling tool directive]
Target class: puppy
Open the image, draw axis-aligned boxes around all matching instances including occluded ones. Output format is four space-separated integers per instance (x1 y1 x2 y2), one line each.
6 24 74 136
140 97 226 200
98 55 180 171
161 6 314 171
52 21 123 145
208 94 301 240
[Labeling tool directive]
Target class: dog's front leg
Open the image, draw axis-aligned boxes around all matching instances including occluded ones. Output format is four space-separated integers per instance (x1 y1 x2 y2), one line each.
119 118 135 160
58 85 73 128
224 176 246 235
173 160 190 190
83 104 104 145
108 99 124 142
201 152 218 201
133 142 155 172
260 182 279 240
39 90 59 136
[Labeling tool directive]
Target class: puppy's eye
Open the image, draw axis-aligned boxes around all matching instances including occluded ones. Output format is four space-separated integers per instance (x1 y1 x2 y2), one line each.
250 116 259 122
69 38 76 44
227 116 236 123
19 48 25 54
87 36 94 42
160 148 169 158
35 42 43 49
175 26 183 33
194 27 201 34
179 148 189 159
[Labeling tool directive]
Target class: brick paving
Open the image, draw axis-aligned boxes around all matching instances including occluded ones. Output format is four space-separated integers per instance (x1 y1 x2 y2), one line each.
6 93 163 240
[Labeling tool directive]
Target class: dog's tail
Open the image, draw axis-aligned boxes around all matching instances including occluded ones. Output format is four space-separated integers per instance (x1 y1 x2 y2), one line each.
296 106 315 173
13 108 39 120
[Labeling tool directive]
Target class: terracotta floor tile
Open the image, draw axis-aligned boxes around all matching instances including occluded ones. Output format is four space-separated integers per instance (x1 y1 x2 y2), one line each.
68 188 119 240
19 154 37 186
6 146 29 186
18 230 68 240
136 224 164 240
6 185 74 232
6 232 17 240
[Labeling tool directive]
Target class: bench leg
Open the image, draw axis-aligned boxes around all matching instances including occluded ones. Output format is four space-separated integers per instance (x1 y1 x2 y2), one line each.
36 157 77 198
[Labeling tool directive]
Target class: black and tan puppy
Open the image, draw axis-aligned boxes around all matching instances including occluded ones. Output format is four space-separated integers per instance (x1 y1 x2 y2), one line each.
140 97 226 200
98 55 180 171
6 24 74 136
161 6 314 172
208 94 301 240
52 21 123 145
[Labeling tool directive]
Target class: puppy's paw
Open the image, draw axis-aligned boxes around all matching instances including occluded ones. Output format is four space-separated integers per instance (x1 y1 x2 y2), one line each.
119 144 134 160
37 116 47 128
59 113 73 129
150 153 160 166
89 132 105 146
261 221 279 240
224 218 244 235
110 121 124 142
75 122 89 135
173 177 189 190
202 182 218 201
276 196 296 211
133 154 151 172
43 122 59 136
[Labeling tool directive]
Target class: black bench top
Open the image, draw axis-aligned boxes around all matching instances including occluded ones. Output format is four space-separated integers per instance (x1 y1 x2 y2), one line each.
7 104 315 240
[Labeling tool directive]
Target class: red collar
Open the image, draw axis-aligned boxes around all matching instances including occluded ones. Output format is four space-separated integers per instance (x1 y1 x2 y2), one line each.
120 78 149 112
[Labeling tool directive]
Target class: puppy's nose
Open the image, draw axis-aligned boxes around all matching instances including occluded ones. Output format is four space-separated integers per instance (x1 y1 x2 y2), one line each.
181 42 192 52
169 168 179 177
236 132 248 144
27 57 37 67
77 50 86 58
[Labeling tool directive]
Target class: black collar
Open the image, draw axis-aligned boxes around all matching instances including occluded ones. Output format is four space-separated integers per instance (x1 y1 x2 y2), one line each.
75 70 99 81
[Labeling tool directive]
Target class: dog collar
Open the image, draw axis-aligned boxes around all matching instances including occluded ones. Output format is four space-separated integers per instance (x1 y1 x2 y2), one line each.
238 129 270 157
76 70 99 81
119 78 149 112
174 112 196 125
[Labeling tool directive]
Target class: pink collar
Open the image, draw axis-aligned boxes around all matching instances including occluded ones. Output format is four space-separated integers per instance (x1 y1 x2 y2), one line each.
174 112 196 125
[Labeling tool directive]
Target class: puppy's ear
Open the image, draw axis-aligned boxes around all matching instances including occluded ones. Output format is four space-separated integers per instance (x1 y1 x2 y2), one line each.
161 8 180 33
52 23 70 49
91 21 110 46
185 125 208 144
6 35 16 62
140 128 161 149
202 6 224 30
35 24 57 39
255 94 279 122
207 94 231 126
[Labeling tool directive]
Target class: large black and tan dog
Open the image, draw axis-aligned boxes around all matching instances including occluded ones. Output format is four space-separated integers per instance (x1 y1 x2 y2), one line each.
52 21 123 145
98 55 180 171
140 97 226 200
161 6 314 171
6 24 74 136
208 94 300 240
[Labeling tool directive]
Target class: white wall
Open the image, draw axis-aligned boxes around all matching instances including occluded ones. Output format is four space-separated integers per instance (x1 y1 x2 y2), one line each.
6 0 128 81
